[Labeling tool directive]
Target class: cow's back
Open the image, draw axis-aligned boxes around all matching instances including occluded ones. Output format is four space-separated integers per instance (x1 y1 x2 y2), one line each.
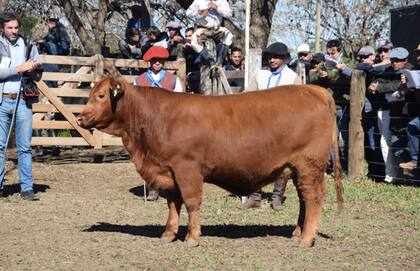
141 85 335 195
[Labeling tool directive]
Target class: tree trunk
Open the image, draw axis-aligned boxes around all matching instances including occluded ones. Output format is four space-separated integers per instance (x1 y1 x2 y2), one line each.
0 0 8 12
57 0 104 55
250 0 277 49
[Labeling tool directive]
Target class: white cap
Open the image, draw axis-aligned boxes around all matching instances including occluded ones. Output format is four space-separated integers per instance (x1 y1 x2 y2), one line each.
297 43 310 53
198 1 208 10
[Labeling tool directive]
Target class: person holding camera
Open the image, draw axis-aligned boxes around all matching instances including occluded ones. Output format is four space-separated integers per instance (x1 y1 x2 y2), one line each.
0 12 42 200
118 27 144 59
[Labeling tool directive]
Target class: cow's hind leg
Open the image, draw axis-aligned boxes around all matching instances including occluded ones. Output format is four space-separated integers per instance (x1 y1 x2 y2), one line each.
294 161 326 247
172 163 203 247
161 190 182 243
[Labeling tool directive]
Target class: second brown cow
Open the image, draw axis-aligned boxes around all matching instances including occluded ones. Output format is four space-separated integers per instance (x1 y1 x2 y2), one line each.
77 76 344 247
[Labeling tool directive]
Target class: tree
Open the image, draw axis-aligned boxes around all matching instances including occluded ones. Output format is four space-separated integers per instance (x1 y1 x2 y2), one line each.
275 0 419 56
57 0 109 55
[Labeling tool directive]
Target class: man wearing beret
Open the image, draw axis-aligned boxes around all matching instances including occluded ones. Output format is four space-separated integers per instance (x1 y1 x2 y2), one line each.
368 47 414 183
134 46 184 200
239 42 299 210
135 45 183 93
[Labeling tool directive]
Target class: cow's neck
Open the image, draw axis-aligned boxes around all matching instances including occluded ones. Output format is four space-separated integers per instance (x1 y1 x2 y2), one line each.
120 88 165 172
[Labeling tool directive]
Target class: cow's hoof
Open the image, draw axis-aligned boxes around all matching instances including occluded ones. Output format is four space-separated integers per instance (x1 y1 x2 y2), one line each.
161 232 176 243
292 226 301 238
186 239 200 247
298 238 315 247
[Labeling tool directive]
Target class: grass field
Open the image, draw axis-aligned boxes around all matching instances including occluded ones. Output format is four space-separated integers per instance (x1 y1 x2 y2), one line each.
0 155 419 270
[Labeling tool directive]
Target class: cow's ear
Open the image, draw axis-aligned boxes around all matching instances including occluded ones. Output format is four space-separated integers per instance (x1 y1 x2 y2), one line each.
109 76 126 97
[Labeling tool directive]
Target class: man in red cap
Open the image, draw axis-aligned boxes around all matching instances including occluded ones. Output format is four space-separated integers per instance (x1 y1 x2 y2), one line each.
134 46 183 93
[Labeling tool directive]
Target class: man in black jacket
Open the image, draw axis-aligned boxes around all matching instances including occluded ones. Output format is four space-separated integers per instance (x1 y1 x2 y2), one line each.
44 17 70 56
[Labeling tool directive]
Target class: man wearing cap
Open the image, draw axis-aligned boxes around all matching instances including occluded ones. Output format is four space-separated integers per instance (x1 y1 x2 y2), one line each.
166 21 184 61
247 42 300 90
133 46 183 200
374 40 393 71
368 47 414 183
43 17 70 56
397 44 420 174
238 42 299 210
186 0 233 67
289 43 312 80
135 46 183 93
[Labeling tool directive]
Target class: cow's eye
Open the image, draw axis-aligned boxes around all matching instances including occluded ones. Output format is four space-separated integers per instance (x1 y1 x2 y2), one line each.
98 94 105 99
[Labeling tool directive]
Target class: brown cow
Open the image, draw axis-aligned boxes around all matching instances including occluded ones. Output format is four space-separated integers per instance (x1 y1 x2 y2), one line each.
77 75 343 247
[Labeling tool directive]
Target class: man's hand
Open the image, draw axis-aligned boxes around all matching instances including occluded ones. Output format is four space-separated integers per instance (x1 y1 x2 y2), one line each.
198 9 209 17
16 59 39 73
368 82 378 94
173 36 183 43
127 44 134 51
401 74 407 84
208 1 218 9
319 70 328 78
336 63 346 70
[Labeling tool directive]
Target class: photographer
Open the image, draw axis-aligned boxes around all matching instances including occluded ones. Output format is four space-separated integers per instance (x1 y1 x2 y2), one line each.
0 12 42 200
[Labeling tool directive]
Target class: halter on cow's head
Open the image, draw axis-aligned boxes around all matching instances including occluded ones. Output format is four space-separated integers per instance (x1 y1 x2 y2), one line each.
77 75 126 130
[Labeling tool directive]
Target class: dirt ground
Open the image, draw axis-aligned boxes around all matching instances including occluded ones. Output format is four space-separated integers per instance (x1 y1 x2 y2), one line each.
0 147 419 271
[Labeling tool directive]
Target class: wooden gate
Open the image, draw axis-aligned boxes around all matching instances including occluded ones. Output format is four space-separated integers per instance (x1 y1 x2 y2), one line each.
33 54 186 148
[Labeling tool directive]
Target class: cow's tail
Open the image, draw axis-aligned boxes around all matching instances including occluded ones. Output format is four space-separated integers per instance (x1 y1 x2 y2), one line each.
330 98 344 210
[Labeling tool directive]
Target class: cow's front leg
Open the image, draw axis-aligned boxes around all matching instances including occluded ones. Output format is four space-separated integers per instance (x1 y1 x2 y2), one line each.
161 190 182 243
173 163 203 247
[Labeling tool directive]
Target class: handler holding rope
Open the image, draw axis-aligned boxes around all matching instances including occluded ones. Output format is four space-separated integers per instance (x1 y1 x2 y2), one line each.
0 12 41 200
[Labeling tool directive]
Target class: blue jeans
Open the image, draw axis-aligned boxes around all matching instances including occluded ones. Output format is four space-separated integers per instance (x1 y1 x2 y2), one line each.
406 117 419 162
335 106 349 171
0 97 33 192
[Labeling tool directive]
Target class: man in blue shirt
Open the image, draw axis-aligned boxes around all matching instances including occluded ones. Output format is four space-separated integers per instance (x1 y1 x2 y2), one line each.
0 12 41 200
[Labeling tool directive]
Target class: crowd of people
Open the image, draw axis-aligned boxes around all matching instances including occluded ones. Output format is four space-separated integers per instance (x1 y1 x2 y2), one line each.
0 1 419 204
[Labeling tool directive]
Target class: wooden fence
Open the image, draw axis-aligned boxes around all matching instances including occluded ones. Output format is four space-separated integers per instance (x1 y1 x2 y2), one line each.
33 54 186 148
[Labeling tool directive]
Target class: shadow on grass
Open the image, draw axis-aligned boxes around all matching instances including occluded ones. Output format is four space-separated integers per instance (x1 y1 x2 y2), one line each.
2 183 50 197
83 222 330 240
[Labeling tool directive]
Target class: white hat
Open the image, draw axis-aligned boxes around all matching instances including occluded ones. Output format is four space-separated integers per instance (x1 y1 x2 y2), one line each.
198 1 208 10
297 44 310 54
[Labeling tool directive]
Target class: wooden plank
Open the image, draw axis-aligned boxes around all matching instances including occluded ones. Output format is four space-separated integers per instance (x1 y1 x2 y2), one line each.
177 58 186 91
102 137 123 146
93 129 103 149
32 135 123 146
49 88 90 97
224 70 245 79
42 72 94 82
348 69 366 180
61 66 93 89
40 55 95 65
32 137 91 146
35 80 95 146
94 54 104 82
32 104 85 113
33 120 73 129
246 48 262 89
103 58 181 70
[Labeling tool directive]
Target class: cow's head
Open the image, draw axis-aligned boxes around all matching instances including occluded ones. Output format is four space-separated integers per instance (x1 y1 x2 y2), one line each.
77 75 126 131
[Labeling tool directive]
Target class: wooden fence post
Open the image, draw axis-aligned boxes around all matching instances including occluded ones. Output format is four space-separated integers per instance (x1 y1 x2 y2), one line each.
348 69 366 180
93 54 104 148
245 48 262 90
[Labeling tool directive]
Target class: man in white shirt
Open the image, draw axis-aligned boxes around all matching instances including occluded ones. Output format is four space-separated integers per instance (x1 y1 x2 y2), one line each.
247 42 300 90
239 42 300 210
186 0 233 66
